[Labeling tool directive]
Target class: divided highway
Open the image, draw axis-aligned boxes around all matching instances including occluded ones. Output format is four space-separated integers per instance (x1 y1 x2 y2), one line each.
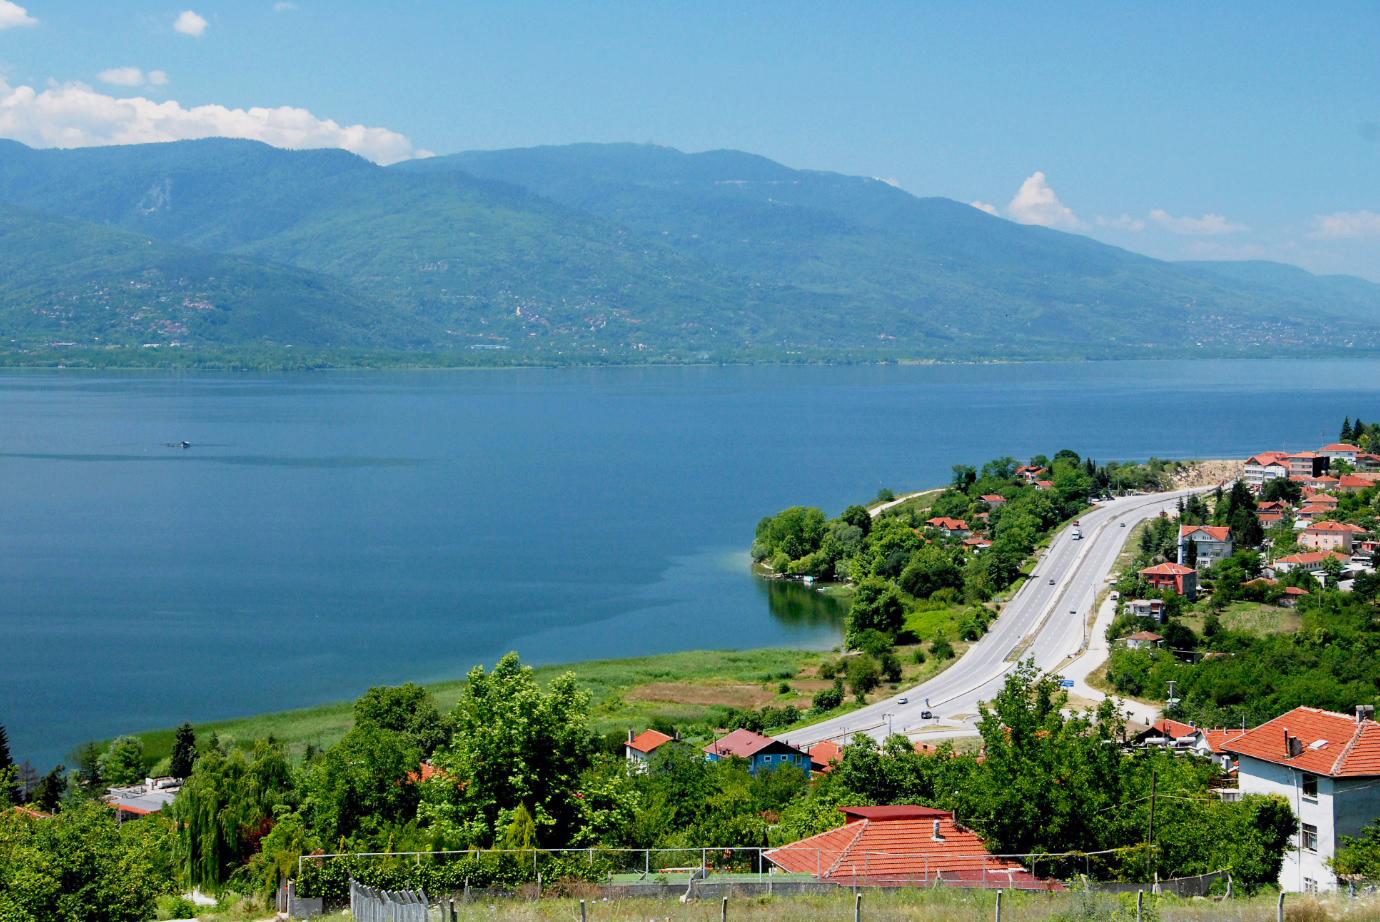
787 488 1208 748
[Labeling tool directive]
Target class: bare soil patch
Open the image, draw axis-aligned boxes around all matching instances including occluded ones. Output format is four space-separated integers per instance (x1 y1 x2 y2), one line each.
624 682 780 709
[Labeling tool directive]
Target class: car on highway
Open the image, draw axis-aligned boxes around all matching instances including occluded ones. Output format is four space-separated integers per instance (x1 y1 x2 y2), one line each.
1120 521 1127 527
920 710 934 720
898 696 908 704
1048 577 1056 585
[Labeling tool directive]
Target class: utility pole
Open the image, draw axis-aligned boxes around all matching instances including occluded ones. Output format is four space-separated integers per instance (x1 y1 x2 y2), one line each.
1146 762 1158 883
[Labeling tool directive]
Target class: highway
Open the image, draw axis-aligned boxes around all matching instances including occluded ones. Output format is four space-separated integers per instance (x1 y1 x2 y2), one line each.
786 488 1207 748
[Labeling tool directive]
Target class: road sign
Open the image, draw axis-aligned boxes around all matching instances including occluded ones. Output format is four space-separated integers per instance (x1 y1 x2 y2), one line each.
1059 679 1075 687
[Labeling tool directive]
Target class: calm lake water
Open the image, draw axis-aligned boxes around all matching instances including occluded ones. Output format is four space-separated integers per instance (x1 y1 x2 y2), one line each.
3 359 1378 767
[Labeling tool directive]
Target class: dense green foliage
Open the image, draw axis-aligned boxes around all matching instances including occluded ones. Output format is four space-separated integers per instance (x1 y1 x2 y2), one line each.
3 138 1380 366
1106 465 1379 726
755 452 1170 651
0 802 175 922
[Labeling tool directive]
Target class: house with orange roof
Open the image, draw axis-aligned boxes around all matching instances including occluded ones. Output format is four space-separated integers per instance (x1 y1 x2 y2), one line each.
764 806 1061 890
1286 452 1330 480
1139 562 1198 599
1318 443 1360 464
924 517 970 538
1178 525 1233 569
979 494 1007 507
1244 453 1291 486
808 740 843 773
1338 473 1377 494
1125 631 1164 650
1014 465 1046 483
1299 474 1340 492
625 729 679 770
1355 453 1380 472
1299 521 1367 554
1221 705 1380 892
1123 598 1166 623
1033 479 1054 491
1202 728 1247 772
1300 491 1338 508
1270 551 1350 579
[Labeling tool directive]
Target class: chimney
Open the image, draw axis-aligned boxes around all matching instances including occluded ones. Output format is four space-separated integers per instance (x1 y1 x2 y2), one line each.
932 819 944 842
1285 731 1303 758
628 728 634 744
1358 705 1375 723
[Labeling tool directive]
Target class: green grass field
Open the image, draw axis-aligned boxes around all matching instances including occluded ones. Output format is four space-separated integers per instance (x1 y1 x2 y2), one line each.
133 648 831 764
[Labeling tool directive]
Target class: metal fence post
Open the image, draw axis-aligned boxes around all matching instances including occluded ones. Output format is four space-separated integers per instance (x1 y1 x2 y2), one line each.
855 891 862 922
1136 890 1143 922
1277 891 1285 922
722 896 728 922
580 899 586 922
995 889 1002 922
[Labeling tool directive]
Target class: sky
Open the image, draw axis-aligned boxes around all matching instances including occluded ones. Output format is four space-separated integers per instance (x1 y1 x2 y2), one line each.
1 2 1377 280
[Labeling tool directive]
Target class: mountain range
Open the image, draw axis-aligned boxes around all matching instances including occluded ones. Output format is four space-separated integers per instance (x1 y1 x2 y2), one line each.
1 137 1376 366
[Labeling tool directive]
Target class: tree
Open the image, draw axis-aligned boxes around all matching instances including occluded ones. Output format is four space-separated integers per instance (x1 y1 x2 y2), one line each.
846 656 880 702
171 739 294 889
950 465 976 493
31 765 66 814
169 723 197 779
838 504 872 537
98 736 146 787
352 683 455 756
301 725 421 844
0 725 15 806
421 653 592 847
1340 417 1353 443
845 577 905 647
1333 818 1380 880
1182 537 1198 570
0 800 174 922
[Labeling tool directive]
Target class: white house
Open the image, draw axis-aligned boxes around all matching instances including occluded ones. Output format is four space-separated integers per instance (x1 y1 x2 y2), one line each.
1178 525 1233 570
1222 705 1380 893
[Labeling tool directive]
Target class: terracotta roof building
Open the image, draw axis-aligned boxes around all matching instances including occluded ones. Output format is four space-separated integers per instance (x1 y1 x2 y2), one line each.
764 806 1061 890
1139 562 1198 599
1222 705 1380 893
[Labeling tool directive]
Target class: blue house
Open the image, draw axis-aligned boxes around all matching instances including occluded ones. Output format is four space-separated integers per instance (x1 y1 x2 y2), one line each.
703 728 811 776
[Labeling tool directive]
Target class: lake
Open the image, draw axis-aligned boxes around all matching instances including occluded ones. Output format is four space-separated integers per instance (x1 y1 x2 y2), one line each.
3 358 1377 767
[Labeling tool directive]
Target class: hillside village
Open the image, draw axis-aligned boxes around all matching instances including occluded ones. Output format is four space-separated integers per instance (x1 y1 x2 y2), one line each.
3 432 1379 917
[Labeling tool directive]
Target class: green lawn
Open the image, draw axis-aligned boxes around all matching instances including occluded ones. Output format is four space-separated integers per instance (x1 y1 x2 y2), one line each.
133 648 830 763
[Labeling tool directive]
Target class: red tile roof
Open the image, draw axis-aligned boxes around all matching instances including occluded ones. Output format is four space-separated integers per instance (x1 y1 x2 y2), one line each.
1319 444 1359 452
1144 718 1196 738
1222 707 1380 777
1180 525 1231 542
1203 728 1247 754
1275 551 1350 565
925 517 968 531
1128 631 1164 642
627 729 675 754
808 740 843 771
980 494 1006 503
1140 562 1195 576
765 806 1061 890
1305 521 1367 534
1339 474 1375 489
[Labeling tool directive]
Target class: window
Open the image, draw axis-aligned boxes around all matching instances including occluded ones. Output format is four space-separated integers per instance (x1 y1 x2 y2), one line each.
1301 772 1318 799
1301 823 1318 852
1304 878 1318 893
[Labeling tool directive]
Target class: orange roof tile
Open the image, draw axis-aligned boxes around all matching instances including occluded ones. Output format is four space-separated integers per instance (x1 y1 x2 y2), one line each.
1140 562 1195 576
627 729 675 754
765 807 1061 890
1222 707 1380 777
1180 525 1231 542
808 740 843 771
1203 728 1247 754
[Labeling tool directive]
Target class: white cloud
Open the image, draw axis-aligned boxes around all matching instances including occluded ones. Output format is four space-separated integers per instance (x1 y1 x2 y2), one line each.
1309 210 1380 240
97 67 168 88
1148 209 1248 236
0 0 35 28
174 10 207 37
273 2 297 9
0 78 430 165
970 200 1000 217
1096 214 1146 232
1005 172 1084 230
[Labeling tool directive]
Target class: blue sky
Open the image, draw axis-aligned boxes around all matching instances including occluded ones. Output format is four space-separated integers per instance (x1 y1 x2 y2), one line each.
2 2 1377 280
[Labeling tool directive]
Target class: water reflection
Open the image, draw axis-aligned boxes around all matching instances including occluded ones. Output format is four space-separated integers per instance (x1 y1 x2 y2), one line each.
756 576 848 630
